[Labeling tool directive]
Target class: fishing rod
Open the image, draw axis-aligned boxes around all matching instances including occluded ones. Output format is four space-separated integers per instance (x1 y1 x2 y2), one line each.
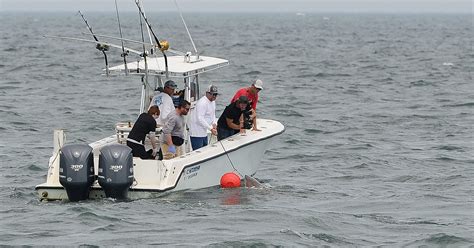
44 35 142 55
114 0 129 75
173 0 198 55
134 0 169 79
78 11 110 76
81 33 186 56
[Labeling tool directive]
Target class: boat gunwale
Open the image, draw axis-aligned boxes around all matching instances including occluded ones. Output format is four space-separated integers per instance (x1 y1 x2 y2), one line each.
35 123 285 194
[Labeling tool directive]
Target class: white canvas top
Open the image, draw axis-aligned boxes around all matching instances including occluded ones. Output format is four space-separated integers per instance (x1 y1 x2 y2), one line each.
109 55 229 77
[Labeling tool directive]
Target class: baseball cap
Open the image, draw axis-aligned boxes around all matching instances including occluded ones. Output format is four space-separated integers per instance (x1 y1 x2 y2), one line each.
206 85 219 94
253 79 263 90
164 80 177 89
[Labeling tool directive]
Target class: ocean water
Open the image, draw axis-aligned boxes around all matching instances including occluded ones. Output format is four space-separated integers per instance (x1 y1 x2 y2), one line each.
0 12 473 246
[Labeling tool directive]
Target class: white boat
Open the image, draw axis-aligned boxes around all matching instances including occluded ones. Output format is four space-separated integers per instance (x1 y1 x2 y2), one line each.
35 1 284 201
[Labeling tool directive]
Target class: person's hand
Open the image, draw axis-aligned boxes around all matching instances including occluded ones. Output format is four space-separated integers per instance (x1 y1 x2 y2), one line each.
239 128 246 135
211 127 217 136
152 148 157 157
168 145 176 154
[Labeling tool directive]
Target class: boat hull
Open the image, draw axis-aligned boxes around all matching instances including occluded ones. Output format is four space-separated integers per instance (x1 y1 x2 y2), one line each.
36 119 284 201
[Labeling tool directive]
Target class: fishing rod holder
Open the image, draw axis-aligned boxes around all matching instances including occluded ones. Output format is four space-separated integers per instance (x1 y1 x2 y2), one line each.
95 43 109 52
158 40 169 52
121 50 129 57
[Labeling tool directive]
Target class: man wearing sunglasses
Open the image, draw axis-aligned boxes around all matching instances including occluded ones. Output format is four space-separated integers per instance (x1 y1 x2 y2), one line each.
160 100 191 160
189 85 219 150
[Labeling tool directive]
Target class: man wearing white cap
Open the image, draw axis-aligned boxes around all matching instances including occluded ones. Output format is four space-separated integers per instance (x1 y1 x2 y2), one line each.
230 79 263 131
188 85 219 150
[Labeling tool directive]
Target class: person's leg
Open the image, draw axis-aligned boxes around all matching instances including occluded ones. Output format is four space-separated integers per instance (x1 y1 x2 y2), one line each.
127 141 151 159
202 136 208 147
176 145 183 157
161 143 176 160
190 136 202 151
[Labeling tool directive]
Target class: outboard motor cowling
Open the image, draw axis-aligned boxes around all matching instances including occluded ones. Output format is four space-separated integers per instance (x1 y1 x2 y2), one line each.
98 144 133 199
59 144 94 202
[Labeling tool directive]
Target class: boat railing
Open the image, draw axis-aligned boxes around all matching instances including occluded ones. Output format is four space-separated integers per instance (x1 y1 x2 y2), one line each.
115 122 161 148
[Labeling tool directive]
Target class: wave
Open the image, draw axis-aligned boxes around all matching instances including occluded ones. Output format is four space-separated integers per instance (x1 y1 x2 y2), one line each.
243 70 261 76
409 80 435 87
280 229 356 245
432 145 464 151
405 233 472 246
304 128 324 134
443 102 474 108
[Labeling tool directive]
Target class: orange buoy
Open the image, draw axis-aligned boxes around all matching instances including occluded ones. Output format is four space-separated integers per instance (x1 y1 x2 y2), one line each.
220 172 241 188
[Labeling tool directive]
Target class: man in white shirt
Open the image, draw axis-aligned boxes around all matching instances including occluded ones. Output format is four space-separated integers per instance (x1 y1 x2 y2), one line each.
189 85 219 150
149 80 177 126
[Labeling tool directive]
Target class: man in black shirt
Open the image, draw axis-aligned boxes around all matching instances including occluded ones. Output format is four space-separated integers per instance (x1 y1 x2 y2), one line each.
126 105 160 159
217 96 250 141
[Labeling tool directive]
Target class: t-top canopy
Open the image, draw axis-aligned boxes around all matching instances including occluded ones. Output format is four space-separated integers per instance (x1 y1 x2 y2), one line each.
109 55 229 78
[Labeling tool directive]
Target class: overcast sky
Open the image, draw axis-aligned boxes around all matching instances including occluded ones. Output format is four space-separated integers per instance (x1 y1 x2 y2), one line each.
0 0 470 13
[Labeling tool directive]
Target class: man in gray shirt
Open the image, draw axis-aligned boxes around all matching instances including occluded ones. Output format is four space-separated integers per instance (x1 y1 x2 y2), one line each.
160 100 191 159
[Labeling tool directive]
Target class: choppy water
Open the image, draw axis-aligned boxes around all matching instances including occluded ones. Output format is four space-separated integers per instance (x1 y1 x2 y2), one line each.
1 12 473 246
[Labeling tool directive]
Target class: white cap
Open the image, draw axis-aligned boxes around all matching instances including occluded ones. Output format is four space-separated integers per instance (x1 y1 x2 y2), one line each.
253 79 263 90
206 85 219 94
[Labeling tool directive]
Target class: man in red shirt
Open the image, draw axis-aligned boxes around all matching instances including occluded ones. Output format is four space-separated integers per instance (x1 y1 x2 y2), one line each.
230 79 263 131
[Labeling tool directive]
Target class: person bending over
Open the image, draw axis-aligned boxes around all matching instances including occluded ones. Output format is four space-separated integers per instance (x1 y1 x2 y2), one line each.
126 106 160 159
230 79 263 131
160 100 191 160
217 96 250 141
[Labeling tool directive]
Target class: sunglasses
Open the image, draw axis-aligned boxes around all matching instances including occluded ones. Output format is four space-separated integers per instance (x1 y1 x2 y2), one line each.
212 93 218 97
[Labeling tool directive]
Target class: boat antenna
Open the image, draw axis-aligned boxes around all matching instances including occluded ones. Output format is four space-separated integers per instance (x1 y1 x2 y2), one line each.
137 1 149 114
134 0 169 79
77 11 110 76
114 0 129 75
173 0 198 55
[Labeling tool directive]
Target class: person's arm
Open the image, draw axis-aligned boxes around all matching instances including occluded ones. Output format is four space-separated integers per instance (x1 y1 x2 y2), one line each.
226 117 241 131
148 132 157 150
210 103 218 135
159 97 174 125
196 101 213 132
162 114 177 154
238 113 246 134
148 131 158 156
251 109 260 131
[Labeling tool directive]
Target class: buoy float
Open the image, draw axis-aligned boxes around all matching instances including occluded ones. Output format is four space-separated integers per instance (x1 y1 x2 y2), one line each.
220 172 241 188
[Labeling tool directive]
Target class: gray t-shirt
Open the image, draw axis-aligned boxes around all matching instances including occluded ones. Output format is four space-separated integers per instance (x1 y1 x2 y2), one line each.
160 110 185 143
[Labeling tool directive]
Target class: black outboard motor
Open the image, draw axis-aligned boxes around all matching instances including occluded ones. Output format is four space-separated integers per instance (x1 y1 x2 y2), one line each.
98 144 133 199
59 144 94 202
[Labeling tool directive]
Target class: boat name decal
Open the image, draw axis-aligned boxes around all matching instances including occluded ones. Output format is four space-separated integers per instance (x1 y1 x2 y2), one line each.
184 165 200 180
110 165 123 172
70 164 83 171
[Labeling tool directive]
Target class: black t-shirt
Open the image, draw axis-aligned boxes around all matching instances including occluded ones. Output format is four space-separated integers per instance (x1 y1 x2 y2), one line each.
217 102 247 130
128 113 156 143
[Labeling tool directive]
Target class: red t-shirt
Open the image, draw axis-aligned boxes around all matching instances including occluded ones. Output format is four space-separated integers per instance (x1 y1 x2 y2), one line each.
231 88 258 110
